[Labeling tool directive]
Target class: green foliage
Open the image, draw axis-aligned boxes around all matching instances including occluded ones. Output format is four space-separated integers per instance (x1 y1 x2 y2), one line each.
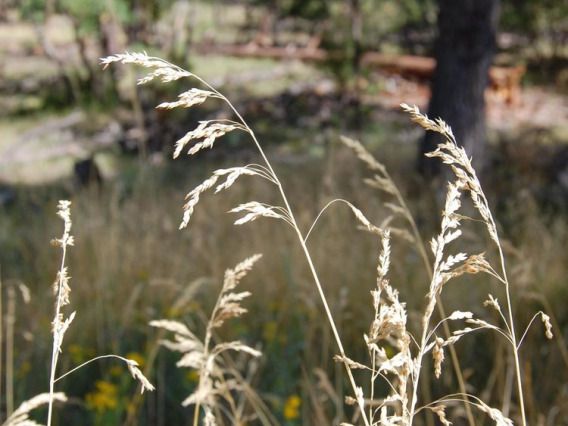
58 0 131 35
20 0 47 21
278 0 329 20
371 0 436 38
501 0 568 35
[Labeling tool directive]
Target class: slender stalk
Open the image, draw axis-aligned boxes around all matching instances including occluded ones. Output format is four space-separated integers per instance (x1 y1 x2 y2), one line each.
369 347 377 421
498 247 526 425
474 182 525 425
184 74 371 425
47 237 69 426
6 286 14 419
0 266 2 422
408 246 445 424
384 167 474 426
53 354 137 383
193 277 225 426
193 401 200 426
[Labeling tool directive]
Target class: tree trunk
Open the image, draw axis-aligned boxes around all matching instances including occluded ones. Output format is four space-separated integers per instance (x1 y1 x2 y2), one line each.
419 0 500 176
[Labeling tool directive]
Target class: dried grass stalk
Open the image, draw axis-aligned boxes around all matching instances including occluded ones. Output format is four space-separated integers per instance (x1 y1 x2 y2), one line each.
151 255 263 425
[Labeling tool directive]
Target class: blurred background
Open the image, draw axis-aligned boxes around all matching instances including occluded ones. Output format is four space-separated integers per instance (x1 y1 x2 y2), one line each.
1 0 568 424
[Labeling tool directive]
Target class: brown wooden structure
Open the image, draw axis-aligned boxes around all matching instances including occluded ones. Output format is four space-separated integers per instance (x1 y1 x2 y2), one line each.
195 43 525 105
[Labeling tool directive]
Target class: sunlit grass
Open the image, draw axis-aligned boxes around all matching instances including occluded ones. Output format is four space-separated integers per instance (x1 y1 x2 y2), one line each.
2 133 566 423
2 67 567 425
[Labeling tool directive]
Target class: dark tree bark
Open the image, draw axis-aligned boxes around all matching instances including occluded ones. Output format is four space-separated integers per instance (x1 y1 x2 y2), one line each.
419 0 500 176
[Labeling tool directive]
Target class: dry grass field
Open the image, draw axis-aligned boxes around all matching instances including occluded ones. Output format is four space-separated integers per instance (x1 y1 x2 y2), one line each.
2 51 567 425
1 2 568 425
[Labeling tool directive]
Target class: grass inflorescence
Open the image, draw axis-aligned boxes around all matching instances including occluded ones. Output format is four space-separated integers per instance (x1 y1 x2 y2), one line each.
3 200 154 426
97 52 555 425
0 49 560 425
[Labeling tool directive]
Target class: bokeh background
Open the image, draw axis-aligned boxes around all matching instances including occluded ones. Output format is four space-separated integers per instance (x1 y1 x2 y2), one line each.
1 1 568 424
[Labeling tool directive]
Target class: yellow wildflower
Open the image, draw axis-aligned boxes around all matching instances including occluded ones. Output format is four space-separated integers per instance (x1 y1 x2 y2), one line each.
86 381 118 412
283 395 301 420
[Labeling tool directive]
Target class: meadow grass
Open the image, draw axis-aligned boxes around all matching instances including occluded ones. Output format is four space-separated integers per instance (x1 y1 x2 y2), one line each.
0 52 566 425
1 147 565 424
97 52 556 425
2 199 154 426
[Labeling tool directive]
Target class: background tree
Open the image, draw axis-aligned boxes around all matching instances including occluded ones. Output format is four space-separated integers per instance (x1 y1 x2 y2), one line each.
419 0 501 176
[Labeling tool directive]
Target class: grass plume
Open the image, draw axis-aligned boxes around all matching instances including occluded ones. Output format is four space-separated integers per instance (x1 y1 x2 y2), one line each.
150 254 266 425
44 200 154 425
103 51 373 423
100 52 554 425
